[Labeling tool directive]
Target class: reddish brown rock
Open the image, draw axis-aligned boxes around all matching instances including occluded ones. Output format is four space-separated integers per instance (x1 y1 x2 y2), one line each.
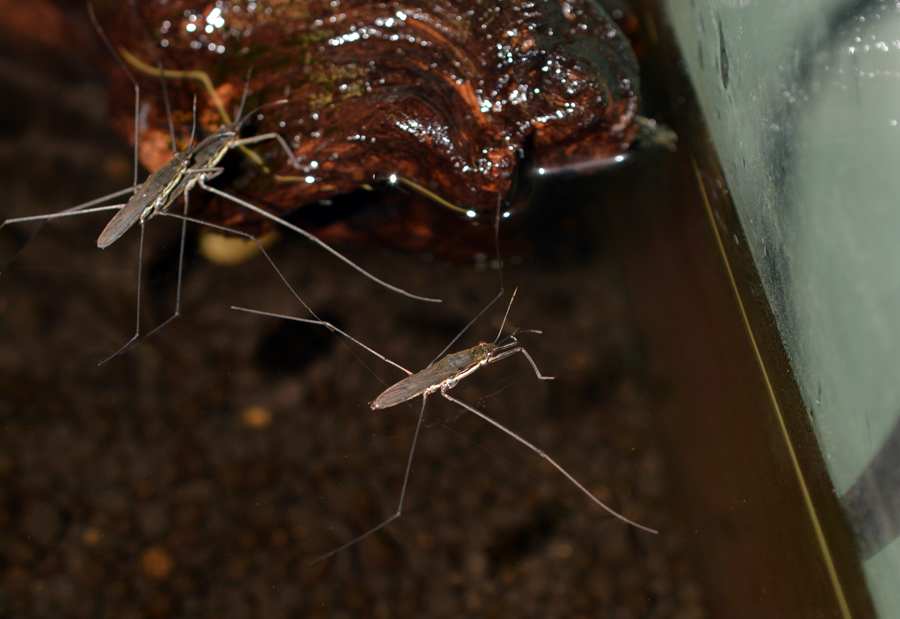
94 0 641 256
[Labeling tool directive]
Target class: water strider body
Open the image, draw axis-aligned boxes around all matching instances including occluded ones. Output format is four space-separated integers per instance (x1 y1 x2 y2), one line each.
95 98 300 249
4 94 299 252
94 150 191 248
370 338 549 410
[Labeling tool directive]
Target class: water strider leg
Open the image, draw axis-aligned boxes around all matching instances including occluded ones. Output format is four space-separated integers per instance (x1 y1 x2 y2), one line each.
98 187 191 365
0 199 128 273
427 195 509 362
487 346 555 381
118 48 293 173
439 389 658 534
309 395 429 566
196 176 441 303
1 187 134 230
231 133 301 170
232 306 412 377
101 217 147 363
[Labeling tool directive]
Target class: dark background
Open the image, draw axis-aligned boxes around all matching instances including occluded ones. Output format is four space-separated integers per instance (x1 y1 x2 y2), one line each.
0 2 705 617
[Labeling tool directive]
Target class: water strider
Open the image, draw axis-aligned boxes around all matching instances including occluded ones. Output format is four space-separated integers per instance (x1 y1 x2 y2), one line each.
93 93 302 251
232 197 658 565
0 1 440 363
1 4 299 363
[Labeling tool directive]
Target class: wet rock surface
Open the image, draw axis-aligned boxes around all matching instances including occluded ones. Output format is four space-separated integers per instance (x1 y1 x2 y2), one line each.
91 0 641 255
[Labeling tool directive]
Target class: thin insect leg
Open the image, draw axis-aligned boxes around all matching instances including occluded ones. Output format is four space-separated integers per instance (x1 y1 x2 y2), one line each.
88 1 140 191
98 188 192 365
4 7 142 274
120 51 260 173
195 177 441 303
157 210 411 377
0 205 124 274
234 71 251 120
231 133 301 169
118 47 231 124
188 96 197 149
159 63 177 151
492 193 505 294
97 206 274 362
54 187 135 213
226 75 282 173
493 287 519 342
506 328 543 338
433 420 538 478
232 307 412 376
0 186 155 274
99 218 148 364
125 0 177 151
1 202 126 228
309 395 429 566
233 99 293 129
225 99 301 174
439 390 658 534
489 347 555 381
432 195 507 360
435 287 504 363
1 187 136 241
167 189 190 323
184 167 225 181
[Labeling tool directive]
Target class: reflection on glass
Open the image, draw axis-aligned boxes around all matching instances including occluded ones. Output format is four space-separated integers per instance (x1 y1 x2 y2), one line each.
666 0 900 615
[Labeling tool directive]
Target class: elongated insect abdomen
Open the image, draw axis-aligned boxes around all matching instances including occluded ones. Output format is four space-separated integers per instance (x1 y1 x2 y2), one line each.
371 375 428 409
97 151 192 248
370 343 494 410
97 202 145 248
